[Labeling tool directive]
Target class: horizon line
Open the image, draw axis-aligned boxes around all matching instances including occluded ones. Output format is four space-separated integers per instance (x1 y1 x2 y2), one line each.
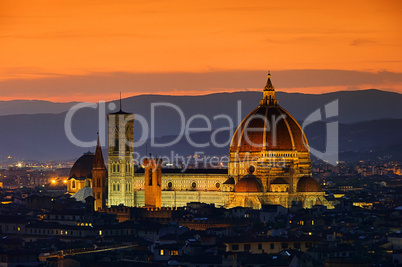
0 88 399 103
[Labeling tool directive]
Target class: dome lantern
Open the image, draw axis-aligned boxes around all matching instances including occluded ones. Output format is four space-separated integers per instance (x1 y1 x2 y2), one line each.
260 71 278 106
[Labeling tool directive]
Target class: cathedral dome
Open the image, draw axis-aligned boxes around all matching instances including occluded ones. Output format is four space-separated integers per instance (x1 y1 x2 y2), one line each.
297 177 323 192
229 73 309 153
234 166 264 193
69 152 95 179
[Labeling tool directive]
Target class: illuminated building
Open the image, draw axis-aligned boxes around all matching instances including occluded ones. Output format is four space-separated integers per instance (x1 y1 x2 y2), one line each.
68 74 332 209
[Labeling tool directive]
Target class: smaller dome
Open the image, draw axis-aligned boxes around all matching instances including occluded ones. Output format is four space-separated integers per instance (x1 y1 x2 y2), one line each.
234 166 263 193
297 177 323 192
69 152 94 179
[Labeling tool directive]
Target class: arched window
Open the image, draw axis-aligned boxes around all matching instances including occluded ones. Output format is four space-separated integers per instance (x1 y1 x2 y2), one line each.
113 164 116 173
97 192 100 199
97 178 101 187
113 184 116 191
117 164 120 173
72 180 76 189
117 183 120 191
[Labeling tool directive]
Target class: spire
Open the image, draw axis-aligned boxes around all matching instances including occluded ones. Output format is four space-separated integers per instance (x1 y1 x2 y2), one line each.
109 93 129 114
264 71 275 91
93 133 106 169
260 71 278 106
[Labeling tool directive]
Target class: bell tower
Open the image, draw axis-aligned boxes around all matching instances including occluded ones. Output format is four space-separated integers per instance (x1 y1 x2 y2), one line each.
92 135 107 211
107 98 135 207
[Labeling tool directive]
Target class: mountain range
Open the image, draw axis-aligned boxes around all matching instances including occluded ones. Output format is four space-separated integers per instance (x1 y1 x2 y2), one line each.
0 89 401 162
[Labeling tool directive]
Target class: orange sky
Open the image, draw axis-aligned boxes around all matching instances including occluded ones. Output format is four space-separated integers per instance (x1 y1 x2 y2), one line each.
0 0 401 102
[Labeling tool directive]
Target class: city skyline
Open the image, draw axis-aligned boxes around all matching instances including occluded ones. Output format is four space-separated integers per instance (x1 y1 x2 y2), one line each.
0 0 401 102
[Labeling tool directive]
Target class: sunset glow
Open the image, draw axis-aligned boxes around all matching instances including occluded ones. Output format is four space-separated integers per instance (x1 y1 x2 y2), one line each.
0 0 401 102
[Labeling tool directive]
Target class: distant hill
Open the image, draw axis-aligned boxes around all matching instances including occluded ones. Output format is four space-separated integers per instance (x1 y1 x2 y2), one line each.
0 89 401 161
1 89 402 123
0 100 79 115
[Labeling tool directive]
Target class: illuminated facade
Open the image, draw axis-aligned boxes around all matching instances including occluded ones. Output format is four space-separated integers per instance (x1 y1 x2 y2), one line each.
107 107 135 207
105 73 331 209
68 74 332 209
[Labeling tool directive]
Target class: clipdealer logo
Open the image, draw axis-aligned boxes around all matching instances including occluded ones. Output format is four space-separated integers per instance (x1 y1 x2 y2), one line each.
64 99 339 167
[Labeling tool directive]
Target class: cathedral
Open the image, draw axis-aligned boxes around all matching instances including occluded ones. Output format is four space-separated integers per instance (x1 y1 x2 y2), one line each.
67 74 332 210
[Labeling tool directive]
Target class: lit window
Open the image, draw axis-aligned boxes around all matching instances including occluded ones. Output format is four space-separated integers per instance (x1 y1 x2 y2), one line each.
160 249 164 256
169 250 178 256
99 230 102 235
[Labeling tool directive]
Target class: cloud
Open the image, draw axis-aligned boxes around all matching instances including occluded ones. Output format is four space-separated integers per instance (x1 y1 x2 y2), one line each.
350 39 377 46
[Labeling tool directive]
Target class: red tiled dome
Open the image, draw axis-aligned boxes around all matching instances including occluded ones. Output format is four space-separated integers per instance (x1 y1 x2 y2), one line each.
234 166 264 193
297 177 323 192
230 105 309 153
234 176 264 193
229 73 309 154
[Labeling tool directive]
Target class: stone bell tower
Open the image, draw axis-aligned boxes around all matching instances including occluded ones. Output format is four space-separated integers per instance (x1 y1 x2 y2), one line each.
107 97 135 207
